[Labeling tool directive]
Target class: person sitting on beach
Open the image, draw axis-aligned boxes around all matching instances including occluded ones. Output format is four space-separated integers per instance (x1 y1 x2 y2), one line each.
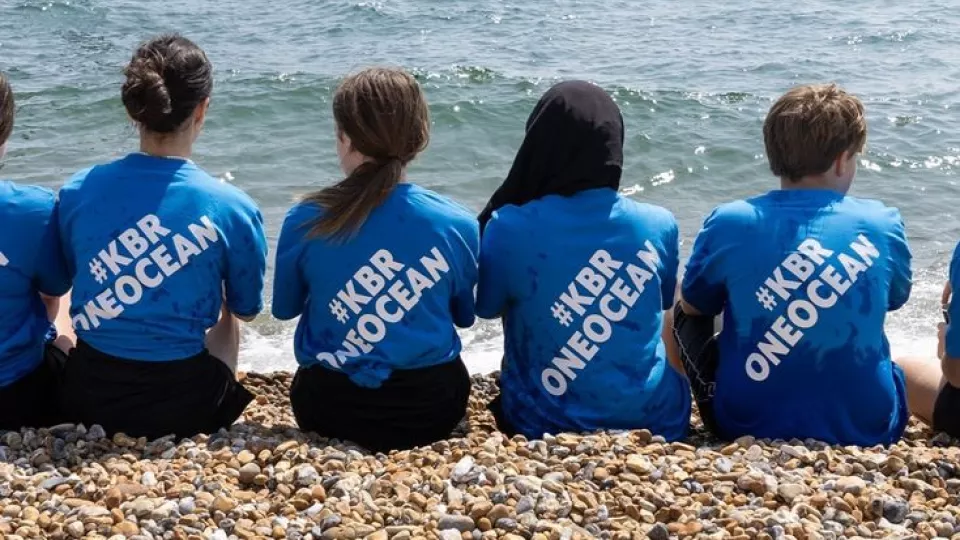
895 275 960 439
272 67 479 452
475 81 691 441
0 72 74 430
676 84 912 446
57 35 267 440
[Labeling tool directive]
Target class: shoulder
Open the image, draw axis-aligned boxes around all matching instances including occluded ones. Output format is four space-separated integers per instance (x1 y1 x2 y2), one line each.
1 181 56 208
184 167 260 214
482 203 526 237
58 164 104 196
840 196 903 225
282 201 321 231
694 198 762 234
617 196 677 229
714 197 764 221
405 184 479 236
0 181 57 222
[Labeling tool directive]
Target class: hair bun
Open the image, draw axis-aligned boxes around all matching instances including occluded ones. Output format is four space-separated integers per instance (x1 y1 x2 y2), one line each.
122 55 174 131
120 35 212 134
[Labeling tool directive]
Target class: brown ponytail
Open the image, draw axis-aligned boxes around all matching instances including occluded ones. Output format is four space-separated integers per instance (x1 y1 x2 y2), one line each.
304 67 430 239
0 72 14 146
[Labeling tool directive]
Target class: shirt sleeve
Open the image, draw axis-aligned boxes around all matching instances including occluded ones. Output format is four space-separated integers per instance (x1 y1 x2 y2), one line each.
886 211 912 311
660 217 680 310
33 198 72 297
450 218 480 329
224 201 268 318
271 209 309 321
681 209 728 316
945 242 960 358
475 213 512 319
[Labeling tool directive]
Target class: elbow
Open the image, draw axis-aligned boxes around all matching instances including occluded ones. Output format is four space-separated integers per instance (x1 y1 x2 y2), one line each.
474 304 501 320
271 303 301 321
454 313 476 329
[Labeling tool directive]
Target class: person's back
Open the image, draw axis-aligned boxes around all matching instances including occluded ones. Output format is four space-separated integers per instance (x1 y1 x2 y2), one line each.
476 80 690 441
59 155 262 357
679 84 911 446
58 35 267 440
273 67 479 452
480 190 689 439
277 184 477 384
0 72 73 430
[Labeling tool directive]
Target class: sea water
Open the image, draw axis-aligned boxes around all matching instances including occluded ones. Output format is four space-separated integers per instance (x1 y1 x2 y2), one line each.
2 0 958 373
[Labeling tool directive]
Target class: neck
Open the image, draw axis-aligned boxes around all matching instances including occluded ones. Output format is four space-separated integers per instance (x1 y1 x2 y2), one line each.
779 175 842 192
139 131 194 159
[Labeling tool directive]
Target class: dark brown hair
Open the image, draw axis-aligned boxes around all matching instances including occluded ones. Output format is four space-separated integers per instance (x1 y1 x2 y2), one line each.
304 67 430 238
0 72 13 146
763 84 867 182
122 34 213 134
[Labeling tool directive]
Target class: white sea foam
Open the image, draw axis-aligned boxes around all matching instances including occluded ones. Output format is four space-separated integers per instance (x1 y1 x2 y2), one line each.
239 317 505 375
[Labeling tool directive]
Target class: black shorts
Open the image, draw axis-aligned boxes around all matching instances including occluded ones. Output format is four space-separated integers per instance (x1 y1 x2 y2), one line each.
0 344 67 430
933 383 960 438
671 301 723 436
291 357 470 453
61 340 253 440
487 393 519 437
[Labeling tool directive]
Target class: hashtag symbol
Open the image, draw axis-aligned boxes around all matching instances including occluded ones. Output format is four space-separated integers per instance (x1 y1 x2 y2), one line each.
756 287 777 311
551 302 574 327
89 259 108 284
329 299 350 324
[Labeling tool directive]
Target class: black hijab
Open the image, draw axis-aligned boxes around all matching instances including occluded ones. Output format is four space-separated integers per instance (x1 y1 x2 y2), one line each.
478 80 624 231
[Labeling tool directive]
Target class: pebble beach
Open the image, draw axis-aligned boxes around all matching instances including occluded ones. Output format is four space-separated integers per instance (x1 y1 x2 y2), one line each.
0 372 956 540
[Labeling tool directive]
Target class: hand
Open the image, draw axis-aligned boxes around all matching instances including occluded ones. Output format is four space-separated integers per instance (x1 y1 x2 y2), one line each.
938 322 947 361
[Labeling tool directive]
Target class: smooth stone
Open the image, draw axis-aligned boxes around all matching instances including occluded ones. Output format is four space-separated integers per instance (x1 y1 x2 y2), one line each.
836 477 866 496
647 523 670 540
883 499 909 525
239 463 261 484
438 514 475 532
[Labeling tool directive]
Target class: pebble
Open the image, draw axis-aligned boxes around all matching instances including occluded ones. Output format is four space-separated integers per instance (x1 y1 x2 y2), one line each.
647 523 670 540
438 514 475 532
140 471 158 486
883 499 909 524
65 521 85 538
837 476 867 496
0 372 953 540
238 462 260 484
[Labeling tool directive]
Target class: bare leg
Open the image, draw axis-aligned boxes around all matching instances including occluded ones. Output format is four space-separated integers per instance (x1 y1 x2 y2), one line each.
42 291 76 354
662 307 686 377
894 355 945 427
205 303 241 374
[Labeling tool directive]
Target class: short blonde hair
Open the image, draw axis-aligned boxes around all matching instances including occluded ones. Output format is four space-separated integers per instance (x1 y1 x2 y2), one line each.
763 84 866 181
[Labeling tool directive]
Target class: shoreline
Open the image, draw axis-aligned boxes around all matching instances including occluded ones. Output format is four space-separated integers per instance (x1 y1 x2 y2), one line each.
0 371 957 540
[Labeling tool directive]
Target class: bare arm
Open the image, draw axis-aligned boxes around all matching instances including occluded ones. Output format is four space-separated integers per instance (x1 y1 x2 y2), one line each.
40 293 60 323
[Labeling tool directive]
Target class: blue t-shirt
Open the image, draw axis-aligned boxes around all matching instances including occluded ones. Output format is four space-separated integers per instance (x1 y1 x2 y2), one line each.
272 183 479 388
682 189 911 446
476 188 691 441
58 153 267 361
945 244 960 358
0 182 72 386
